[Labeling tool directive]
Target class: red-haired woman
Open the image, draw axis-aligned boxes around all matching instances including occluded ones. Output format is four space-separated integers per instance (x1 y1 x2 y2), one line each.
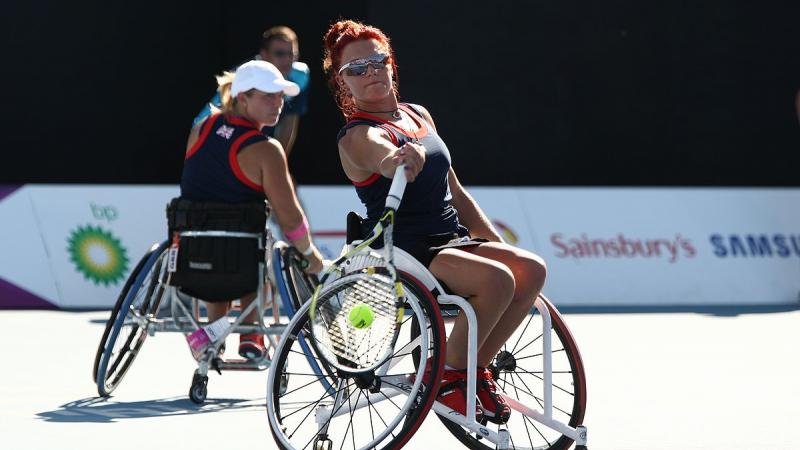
323 20 547 424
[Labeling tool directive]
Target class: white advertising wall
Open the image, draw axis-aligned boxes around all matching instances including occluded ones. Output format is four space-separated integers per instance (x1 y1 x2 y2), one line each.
1 185 798 309
0 186 179 309
510 189 800 306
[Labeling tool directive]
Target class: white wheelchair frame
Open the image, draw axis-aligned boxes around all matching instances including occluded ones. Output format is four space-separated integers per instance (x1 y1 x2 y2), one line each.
117 226 298 403
392 247 587 449
269 242 588 449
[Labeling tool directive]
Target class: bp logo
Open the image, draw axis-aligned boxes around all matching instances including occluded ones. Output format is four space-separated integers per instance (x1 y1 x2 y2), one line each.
67 225 129 286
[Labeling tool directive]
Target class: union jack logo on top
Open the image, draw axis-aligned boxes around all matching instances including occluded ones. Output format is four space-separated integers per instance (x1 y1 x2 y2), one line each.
216 125 235 139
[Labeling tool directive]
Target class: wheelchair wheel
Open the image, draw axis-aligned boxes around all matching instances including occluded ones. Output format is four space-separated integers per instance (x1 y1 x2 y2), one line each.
272 245 337 394
267 272 446 450
439 294 587 450
94 241 168 397
189 370 209 404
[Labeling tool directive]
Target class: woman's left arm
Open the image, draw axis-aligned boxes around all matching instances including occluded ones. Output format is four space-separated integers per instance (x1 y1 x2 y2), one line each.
413 104 503 243
448 168 504 243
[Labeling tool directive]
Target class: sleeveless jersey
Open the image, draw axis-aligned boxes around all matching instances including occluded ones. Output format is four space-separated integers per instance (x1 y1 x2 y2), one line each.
336 103 468 245
181 113 267 203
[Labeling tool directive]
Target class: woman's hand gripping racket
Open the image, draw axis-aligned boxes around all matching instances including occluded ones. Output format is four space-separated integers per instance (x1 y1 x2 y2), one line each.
309 165 408 373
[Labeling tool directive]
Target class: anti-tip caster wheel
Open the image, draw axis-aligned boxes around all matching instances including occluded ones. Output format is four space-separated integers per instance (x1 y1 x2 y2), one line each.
313 436 332 450
189 371 208 404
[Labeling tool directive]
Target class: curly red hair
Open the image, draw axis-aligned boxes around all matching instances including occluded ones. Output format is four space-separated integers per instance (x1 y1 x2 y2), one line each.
323 20 399 119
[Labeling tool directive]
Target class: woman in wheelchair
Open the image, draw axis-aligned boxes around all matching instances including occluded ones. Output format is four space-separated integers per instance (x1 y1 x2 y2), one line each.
181 60 324 359
323 21 547 424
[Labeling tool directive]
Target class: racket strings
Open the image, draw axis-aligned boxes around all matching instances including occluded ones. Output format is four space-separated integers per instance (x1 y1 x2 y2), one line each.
314 275 398 370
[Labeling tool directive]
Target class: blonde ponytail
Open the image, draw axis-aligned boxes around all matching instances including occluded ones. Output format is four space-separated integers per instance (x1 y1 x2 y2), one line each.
212 71 236 115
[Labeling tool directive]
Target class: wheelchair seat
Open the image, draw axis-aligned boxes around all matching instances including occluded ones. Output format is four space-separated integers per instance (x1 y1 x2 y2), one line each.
166 197 268 302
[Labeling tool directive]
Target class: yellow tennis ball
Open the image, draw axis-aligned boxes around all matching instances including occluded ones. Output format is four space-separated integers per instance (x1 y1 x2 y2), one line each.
348 304 374 329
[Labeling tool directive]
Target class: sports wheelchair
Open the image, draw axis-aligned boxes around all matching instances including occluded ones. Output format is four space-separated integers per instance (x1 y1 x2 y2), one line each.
266 213 589 450
93 198 319 404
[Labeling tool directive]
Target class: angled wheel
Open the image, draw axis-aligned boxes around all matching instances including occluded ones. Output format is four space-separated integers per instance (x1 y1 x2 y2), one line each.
272 245 336 394
439 294 587 450
267 272 446 450
94 241 169 397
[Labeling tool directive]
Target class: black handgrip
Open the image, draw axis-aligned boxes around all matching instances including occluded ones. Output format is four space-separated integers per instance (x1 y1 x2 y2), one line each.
287 246 310 269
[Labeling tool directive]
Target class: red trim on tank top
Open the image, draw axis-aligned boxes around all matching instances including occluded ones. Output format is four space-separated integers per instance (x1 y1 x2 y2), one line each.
352 173 381 186
185 114 220 160
350 104 429 140
380 124 400 146
398 103 431 132
226 115 259 129
228 130 263 192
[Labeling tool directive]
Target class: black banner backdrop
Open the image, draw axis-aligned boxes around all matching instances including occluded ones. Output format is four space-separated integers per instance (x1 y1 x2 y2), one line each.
3 1 799 186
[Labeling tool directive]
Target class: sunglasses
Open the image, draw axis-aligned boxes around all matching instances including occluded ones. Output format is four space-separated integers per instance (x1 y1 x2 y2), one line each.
271 49 296 58
338 53 390 77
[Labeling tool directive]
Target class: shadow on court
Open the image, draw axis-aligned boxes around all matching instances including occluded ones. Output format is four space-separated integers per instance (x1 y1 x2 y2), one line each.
85 304 800 328
36 396 263 423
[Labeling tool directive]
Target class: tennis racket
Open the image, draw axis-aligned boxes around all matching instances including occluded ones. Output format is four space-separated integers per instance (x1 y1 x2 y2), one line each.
309 165 408 373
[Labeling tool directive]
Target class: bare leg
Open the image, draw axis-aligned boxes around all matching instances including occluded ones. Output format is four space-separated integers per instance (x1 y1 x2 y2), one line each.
429 249 516 369
239 292 260 324
469 243 547 366
204 290 259 325
205 301 230 323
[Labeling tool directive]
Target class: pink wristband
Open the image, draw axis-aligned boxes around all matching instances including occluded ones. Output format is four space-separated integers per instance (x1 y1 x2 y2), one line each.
285 217 309 241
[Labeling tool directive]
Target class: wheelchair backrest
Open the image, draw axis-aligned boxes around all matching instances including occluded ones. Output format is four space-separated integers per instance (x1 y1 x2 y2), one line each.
166 198 268 302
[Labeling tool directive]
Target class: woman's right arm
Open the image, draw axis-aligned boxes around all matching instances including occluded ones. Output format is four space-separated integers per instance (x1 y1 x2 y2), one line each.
338 125 425 182
240 139 324 272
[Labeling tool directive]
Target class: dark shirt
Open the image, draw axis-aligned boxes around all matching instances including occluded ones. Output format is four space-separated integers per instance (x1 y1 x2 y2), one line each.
181 113 267 203
337 103 468 250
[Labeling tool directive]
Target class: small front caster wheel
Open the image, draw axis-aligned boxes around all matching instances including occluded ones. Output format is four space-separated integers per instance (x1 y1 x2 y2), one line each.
189 371 208 404
313 436 332 450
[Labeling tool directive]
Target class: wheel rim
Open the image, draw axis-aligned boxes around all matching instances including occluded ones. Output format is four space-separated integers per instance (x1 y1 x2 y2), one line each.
92 242 165 382
267 274 445 450
97 248 166 395
275 246 336 395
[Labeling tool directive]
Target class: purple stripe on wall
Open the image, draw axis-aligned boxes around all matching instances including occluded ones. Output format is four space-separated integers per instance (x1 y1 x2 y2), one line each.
0 277 57 309
0 185 21 202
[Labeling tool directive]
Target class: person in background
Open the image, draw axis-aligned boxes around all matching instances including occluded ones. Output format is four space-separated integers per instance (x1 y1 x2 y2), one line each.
194 26 310 158
182 60 323 360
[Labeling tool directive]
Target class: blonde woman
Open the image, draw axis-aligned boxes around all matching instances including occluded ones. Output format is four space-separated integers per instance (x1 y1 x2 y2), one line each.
181 60 323 359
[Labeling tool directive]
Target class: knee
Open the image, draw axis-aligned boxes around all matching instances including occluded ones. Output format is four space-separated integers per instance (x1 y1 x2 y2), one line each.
477 263 516 304
514 254 547 297
527 255 547 288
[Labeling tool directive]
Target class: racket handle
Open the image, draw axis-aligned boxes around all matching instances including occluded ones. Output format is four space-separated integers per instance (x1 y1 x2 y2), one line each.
385 164 407 211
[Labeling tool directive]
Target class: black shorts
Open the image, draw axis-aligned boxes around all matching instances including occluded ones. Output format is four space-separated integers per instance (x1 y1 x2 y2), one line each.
397 232 488 267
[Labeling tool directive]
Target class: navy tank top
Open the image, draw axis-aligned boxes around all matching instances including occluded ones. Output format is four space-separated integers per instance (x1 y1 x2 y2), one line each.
181 113 268 203
336 103 468 245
